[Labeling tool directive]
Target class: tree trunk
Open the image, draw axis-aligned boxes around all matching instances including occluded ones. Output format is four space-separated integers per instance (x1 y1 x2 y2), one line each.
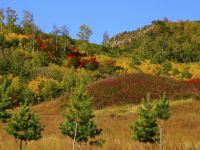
78 143 81 150
32 30 35 51
144 143 146 150
159 121 163 150
64 37 66 53
19 140 23 150
56 36 58 52
72 121 78 150
0 17 2 32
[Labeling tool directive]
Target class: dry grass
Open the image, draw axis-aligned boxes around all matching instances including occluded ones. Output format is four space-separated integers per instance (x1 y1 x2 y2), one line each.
1 99 200 150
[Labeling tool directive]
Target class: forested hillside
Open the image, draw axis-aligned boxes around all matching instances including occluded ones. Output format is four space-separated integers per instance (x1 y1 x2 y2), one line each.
109 19 200 63
0 8 199 107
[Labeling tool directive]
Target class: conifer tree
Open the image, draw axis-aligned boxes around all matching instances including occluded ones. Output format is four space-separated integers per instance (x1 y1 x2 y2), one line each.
0 78 12 123
154 94 170 150
60 80 103 150
130 94 159 150
5 101 44 150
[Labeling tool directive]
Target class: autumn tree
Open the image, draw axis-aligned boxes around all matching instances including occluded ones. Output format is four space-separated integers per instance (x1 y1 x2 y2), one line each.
77 24 93 41
21 10 35 34
52 25 60 52
130 94 159 150
6 7 17 32
60 25 70 52
60 80 103 150
21 10 36 50
0 78 12 123
5 101 44 150
0 9 5 32
154 94 170 150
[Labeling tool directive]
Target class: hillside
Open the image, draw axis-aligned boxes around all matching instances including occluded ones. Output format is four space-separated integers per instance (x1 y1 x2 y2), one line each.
0 6 200 150
108 20 200 63
1 99 200 150
0 9 200 109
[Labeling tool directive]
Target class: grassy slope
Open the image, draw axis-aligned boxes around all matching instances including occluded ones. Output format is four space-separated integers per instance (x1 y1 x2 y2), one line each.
1 98 200 150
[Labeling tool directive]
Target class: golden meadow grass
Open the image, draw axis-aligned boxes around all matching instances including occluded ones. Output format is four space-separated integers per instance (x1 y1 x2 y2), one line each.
1 99 200 150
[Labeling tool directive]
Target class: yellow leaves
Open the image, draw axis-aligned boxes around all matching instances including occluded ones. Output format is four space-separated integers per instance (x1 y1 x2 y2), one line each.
171 63 200 79
115 57 135 75
116 57 131 70
28 77 48 95
5 33 29 41
138 60 161 75
189 64 200 79
96 55 113 64
28 76 61 96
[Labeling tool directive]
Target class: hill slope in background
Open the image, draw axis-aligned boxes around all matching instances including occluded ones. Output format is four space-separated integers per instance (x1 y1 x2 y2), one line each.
108 20 200 63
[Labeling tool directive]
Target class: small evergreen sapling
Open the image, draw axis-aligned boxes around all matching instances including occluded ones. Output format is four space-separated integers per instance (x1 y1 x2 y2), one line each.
5 101 44 150
0 78 12 122
60 81 103 150
154 94 170 150
130 94 159 149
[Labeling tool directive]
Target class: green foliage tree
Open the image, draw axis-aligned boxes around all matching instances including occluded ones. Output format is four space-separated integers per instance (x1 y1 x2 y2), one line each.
0 78 12 122
60 80 103 150
77 24 93 41
154 94 170 150
130 94 159 150
5 101 44 150
6 7 17 32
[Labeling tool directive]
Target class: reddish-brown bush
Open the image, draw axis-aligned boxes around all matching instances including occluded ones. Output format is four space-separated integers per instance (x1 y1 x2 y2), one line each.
186 78 200 90
88 73 200 109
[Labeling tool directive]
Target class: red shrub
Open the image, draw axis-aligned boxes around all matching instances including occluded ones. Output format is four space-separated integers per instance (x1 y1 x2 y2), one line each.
87 73 200 109
186 78 200 89
79 57 99 70
71 47 78 51
67 53 75 59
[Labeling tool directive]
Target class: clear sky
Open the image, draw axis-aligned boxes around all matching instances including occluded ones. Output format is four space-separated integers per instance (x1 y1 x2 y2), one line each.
0 0 199 43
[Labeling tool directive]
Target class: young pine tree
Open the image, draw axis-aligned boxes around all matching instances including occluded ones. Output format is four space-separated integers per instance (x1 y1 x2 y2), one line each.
130 94 159 150
0 78 12 123
5 101 44 150
60 81 103 150
154 94 170 150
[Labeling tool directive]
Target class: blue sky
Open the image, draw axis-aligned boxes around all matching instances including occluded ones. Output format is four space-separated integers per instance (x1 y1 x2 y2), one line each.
0 0 199 43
